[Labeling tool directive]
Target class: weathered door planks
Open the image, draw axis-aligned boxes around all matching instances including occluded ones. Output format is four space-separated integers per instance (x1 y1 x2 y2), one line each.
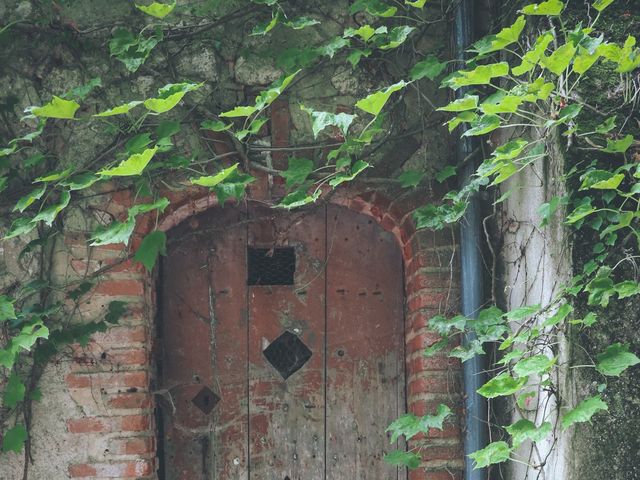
207 208 250 479
247 206 326 479
325 205 406 480
159 204 405 479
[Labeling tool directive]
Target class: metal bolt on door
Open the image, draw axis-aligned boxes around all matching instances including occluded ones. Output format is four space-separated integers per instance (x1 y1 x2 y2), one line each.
157 204 406 480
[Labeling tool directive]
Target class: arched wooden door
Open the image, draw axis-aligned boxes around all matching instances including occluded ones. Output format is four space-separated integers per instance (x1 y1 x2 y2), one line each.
157 204 406 480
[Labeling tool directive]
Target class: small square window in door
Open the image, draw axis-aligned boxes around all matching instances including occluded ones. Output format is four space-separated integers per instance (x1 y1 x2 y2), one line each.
263 331 312 380
247 247 295 285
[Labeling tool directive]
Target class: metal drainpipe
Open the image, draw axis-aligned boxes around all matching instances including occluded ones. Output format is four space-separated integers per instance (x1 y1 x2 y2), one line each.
454 1 489 479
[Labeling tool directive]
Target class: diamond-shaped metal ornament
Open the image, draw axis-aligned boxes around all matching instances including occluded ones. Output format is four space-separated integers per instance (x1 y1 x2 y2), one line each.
263 331 312 380
191 386 220 415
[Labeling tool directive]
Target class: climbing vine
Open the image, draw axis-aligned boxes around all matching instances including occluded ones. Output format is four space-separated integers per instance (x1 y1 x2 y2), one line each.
0 0 638 477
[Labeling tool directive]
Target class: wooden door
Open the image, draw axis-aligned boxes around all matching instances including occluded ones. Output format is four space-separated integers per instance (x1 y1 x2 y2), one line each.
158 204 405 480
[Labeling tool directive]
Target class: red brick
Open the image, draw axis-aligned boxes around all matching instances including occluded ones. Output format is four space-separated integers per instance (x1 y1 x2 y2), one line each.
65 371 148 389
380 213 399 233
406 331 444 354
91 326 147 347
68 460 153 478
407 272 458 295
408 353 460 373
120 414 151 432
93 279 145 297
68 464 97 477
409 398 461 417
407 291 457 313
108 392 152 409
408 376 457 396
67 417 110 434
110 436 154 456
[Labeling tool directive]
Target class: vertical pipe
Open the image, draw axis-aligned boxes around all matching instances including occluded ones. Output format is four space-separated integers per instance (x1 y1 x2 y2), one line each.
454 1 489 479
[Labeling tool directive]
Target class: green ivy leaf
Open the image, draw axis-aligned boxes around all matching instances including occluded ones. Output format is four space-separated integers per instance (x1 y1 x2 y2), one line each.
135 1 176 18
201 119 232 132
429 314 467 335
144 82 202 114
350 0 397 17
447 111 477 132
60 173 100 191
2 424 27 453
94 101 144 117
285 16 320 30
573 48 602 74
318 37 350 58
463 114 501 137
398 170 424 188
191 164 239 188
405 0 428 7
541 42 577 75
13 320 49 351
478 372 527 398
378 25 415 50
251 10 282 35
134 231 167 272
235 117 268 141
300 106 356 138
596 343 640 376
542 303 573 327
566 197 595 224
28 96 80 119
220 105 258 118
593 0 614 11
614 281 640 299
105 300 127 325
214 172 255 204
561 395 608 429
480 94 523 114
3 374 26 408
512 32 554 75
443 62 510 90
278 187 322 209
602 135 634 153
410 55 447 81
473 16 526 56
344 25 387 42
13 184 46 213
435 165 457 183
355 81 406 116
98 147 158 177
521 0 565 15
504 305 540 321
34 168 73 183
580 170 624 190
384 450 421 469
65 77 102 102
0 296 17 322
329 160 370 187
32 189 71 226
4 217 37 240
281 158 314 188
386 404 451 443
109 28 162 72
469 441 512 469
595 116 616 134
438 95 479 112
90 198 169 246
513 355 556 377
506 420 552 447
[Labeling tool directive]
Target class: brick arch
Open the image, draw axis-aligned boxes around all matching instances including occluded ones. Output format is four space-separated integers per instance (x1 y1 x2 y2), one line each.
64 179 462 480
